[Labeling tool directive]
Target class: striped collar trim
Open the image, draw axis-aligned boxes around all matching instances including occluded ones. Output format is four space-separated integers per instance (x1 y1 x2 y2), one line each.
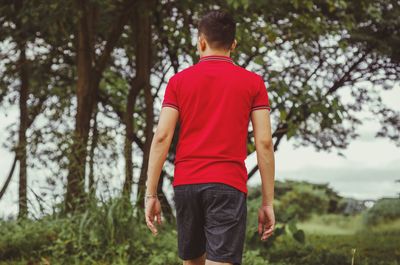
198 55 234 64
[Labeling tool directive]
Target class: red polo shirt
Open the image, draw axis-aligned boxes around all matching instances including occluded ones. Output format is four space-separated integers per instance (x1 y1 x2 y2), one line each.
162 54 270 195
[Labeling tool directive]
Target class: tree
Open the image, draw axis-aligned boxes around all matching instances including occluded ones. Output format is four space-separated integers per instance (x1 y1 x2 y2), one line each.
0 0 398 219
65 0 136 212
0 0 63 218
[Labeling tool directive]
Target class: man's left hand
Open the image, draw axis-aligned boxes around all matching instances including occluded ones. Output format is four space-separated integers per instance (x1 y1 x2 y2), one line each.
145 196 162 235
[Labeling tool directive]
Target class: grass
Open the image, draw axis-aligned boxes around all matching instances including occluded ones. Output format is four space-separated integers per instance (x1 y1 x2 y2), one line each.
299 213 400 265
297 213 364 235
1 203 399 264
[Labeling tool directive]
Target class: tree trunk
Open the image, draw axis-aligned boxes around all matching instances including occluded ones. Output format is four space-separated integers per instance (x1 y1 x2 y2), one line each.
65 0 135 212
15 20 29 219
65 0 96 212
158 171 174 223
122 0 155 204
0 155 17 201
137 81 154 209
88 105 99 198
123 76 140 197
134 0 156 209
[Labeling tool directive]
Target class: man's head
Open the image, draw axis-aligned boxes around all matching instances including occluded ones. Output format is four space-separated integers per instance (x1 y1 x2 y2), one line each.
197 10 237 56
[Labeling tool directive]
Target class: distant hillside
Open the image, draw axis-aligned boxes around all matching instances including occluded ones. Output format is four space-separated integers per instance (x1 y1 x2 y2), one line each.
247 179 379 220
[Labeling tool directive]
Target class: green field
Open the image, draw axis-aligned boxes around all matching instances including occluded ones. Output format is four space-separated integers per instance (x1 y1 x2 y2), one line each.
1 184 399 265
242 214 400 265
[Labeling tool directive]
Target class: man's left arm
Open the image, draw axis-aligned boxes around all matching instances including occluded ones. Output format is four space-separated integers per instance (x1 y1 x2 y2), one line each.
145 106 179 235
146 106 179 195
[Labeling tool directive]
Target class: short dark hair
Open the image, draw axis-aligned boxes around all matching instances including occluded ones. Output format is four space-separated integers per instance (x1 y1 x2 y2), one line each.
197 10 236 50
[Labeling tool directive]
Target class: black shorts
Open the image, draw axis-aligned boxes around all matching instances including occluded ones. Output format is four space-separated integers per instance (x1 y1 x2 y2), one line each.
173 182 247 265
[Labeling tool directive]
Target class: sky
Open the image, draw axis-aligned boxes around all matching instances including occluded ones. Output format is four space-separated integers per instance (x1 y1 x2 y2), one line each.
247 84 400 199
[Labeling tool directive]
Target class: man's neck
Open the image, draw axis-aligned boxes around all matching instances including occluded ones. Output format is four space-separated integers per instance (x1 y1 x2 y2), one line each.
200 50 231 57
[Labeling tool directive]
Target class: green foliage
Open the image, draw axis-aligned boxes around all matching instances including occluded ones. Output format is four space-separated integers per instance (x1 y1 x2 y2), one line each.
0 217 59 260
298 213 363 235
277 183 330 221
254 179 343 212
1 183 400 264
242 249 290 265
304 230 400 265
265 223 400 265
362 197 400 226
0 196 180 264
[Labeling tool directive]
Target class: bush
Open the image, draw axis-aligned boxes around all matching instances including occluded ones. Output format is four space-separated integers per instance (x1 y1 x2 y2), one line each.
0 196 180 264
277 184 330 221
362 197 400 226
1 184 399 264
0 217 59 260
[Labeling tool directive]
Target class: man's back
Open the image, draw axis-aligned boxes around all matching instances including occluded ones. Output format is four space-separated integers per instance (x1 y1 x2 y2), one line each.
145 10 275 265
162 54 270 194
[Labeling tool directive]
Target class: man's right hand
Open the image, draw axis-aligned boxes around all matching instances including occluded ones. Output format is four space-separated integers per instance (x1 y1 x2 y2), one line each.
258 205 275 241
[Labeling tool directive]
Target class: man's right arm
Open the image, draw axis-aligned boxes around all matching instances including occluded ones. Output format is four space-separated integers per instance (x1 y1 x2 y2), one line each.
250 108 275 206
251 108 275 240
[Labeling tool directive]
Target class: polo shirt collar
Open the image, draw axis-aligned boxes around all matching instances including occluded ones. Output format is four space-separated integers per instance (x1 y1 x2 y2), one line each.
198 55 234 64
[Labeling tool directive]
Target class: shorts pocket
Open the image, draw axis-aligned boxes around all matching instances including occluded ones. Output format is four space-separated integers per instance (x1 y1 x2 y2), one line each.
173 189 187 207
207 191 239 223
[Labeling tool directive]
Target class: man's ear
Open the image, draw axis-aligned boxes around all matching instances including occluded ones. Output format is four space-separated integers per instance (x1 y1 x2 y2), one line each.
230 39 237 52
199 35 207 52
197 36 201 53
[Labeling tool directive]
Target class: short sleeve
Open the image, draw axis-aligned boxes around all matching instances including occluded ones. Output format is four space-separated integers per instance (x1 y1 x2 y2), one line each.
251 76 270 112
162 76 179 111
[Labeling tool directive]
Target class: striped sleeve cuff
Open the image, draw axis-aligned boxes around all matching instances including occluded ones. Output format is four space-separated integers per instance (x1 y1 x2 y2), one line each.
162 103 179 111
251 105 271 112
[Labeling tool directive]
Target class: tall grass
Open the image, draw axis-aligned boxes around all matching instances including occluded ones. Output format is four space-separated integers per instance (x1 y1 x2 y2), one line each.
1 183 399 264
0 196 180 264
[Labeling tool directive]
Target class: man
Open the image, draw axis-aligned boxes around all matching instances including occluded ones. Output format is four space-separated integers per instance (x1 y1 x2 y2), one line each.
144 10 275 265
